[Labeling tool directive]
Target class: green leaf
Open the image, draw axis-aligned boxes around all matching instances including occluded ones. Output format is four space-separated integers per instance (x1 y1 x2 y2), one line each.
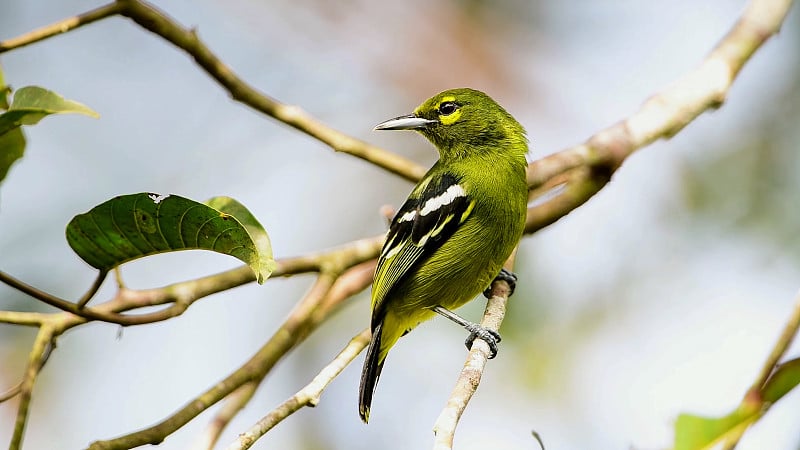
0 86 99 136
66 193 275 283
0 63 9 110
0 127 25 185
674 408 757 450
762 357 800 403
673 358 800 450
0 63 23 187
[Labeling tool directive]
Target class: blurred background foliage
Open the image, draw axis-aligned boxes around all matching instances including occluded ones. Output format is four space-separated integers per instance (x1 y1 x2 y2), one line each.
0 0 798 449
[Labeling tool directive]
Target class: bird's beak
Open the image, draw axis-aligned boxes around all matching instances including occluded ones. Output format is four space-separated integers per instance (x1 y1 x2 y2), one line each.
374 114 437 131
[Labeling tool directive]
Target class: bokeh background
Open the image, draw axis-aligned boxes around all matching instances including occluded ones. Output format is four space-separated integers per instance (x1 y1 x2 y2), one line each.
1 1 799 449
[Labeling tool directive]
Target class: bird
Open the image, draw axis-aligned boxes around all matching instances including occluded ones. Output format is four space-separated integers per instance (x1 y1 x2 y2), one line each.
358 88 529 423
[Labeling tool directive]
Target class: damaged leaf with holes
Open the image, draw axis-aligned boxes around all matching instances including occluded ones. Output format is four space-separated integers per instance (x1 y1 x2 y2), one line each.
65 193 276 283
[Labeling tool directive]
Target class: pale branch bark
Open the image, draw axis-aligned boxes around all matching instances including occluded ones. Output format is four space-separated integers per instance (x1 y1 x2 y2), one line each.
0 234 383 326
87 261 376 450
116 0 425 182
0 3 122 53
191 382 258 450
0 310 46 327
224 328 371 450
0 382 22 403
0 0 427 182
435 0 794 447
76 270 109 308
0 0 793 448
0 238 380 450
524 0 795 234
432 251 516 450
10 325 55 450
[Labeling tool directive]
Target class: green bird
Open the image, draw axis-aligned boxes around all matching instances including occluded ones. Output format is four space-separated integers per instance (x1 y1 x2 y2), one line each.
359 88 529 423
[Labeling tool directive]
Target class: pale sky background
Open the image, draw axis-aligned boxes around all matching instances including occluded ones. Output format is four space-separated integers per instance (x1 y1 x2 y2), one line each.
1 1 799 449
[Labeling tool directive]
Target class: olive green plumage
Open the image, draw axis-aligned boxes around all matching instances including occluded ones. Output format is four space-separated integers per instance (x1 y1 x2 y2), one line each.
359 88 528 423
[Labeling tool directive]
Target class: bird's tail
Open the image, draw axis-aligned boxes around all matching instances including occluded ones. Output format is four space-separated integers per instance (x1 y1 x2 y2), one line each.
359 322 385 423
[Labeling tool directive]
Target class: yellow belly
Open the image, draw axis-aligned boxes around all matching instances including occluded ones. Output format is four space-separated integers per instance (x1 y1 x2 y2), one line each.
377 216 515 359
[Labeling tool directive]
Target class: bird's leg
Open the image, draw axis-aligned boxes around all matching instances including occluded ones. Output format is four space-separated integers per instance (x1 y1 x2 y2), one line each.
483 268 517 299
431 305 502 359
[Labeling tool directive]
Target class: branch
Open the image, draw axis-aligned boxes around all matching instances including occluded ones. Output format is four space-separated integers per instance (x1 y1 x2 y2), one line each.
434 0 793 446
0 0 792 448
0 382 22 403
0 234 382 327
112 0 425 182
748 291 800 394
523 0 794 233
432 251 517 450
87 261 376 450
0 311 45 327
76 270 109 308
1 237 381 450
9 326 55 450
191 382 258 450
224 328 371 450
0 0 425 181
0 3 122 53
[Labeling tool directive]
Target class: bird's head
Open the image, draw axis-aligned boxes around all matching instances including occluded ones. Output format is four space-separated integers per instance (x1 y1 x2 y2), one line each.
374 88 527 160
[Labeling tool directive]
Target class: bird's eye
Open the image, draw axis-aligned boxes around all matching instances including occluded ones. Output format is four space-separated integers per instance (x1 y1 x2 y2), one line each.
438 101 458 116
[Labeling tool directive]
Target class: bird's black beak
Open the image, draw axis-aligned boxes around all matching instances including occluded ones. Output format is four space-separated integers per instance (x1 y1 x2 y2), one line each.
374 114 437 131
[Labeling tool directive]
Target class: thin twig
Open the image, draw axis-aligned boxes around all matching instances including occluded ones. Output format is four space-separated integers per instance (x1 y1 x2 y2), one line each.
0 382 22 403
0 0 424 180
0 2 122 53
191 382 258 450
0 269 187 325
719 290 800 450
76 270 109 308
524 0 794 226
86 273 337 449
432 250 517 450
112 267 125 289
87 262 375 450
10 326 55 450
1 240 378 449
225 328 371 450
749 290 800 393
0 234 382 327
112 0 425 182
0 311 45 327
0 0 792 448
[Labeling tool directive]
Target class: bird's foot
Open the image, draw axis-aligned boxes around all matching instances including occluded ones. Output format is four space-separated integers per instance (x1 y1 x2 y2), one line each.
464 323 502 359
483 268 518 299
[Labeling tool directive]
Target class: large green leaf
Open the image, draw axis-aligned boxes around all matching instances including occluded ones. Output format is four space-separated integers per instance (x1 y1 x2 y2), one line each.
66 193 275 283
0 86 99 136
673 357 800 450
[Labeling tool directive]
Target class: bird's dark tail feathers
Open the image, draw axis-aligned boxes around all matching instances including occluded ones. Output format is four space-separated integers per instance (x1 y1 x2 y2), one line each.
359 322 385 423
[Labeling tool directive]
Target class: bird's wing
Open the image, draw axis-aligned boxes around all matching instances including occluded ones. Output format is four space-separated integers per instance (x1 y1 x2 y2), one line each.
371 172 475 325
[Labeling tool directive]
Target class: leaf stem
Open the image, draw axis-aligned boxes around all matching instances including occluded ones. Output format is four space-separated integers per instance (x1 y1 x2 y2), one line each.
223 329 371 450
77 270 108 308
749 291 800 393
